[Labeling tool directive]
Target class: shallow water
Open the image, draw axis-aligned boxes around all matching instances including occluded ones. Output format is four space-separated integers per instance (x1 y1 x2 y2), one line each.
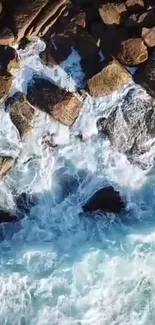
0 38 155 325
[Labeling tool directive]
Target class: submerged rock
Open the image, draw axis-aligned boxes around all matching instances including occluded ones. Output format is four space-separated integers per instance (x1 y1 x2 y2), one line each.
83 186 125 214
87 59 132 97
0 210 17 223
5 92 36 140
0 72 13 102
97 87 155 156
26 77 82 126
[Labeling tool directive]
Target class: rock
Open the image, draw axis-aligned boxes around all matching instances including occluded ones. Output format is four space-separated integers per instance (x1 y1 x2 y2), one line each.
117 38 148 66
99 2 127 26
0 2 2 15
0 156 14 180
26 77 82 126
40 36 72 66
0 72 13 102
0 46 20 74
83 186 125 214
71 11 86 28
41 24 99 66
0 27 14 46
5 92 35 139
27 0 67 38
12 0 49 42
90 21 105 46
125 0 145 13
76 29 99 58
101 27 128 57
87 59 133 97
142 27 155 47
134 48 155 98
0 210 17 223
125 10 155 30
97 87 155 156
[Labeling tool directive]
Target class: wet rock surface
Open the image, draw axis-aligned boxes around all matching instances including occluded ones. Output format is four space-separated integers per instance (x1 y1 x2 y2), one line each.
26 77 82 126
87 59 132 97
5 92 36 140
97 87 155 157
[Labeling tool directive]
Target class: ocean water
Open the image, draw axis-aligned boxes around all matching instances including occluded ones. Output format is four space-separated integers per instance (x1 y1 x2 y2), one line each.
0 38 155 325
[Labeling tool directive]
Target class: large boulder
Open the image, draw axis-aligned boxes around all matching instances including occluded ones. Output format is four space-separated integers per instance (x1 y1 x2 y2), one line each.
26 77 82 126
0 156 14 180
0 27 14 46
5 92 36 139
87 59 133 97
0 72 13 102
97 87 155 156
26 0 67 38
117 38 148 66
83 186 125 214
134 48 155 98
125 0 145 13
0 45 19 74
99 2 127 26
142 27 155 48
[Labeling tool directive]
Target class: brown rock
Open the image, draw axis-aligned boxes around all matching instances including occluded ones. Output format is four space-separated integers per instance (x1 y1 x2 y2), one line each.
38 4 67 37
87 59 133 97
5 92 35 139
71 11 86 28
0 156 14 180
0 73 12 102
142 27 155 47
0 27 14 46
101 28 128 57
27 0 66 38
40 36 72 66
134 48 155 98
12 0 49 42
117 38 148 66
125 0 145 13
76 30 99 58
0 2 2 14
0 46 20 74
26 77 82 126
99 2 127 26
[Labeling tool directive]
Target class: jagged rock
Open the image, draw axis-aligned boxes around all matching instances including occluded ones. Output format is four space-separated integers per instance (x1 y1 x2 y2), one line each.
125 10 155 30
83 186 125 214
40 36 72 66
99 2 127 26
97 87 155 156
26 77 82 126
12 0 49 42
0 72 13 102
0 156 14 180
125 0 145 13
27 0 67 38
134 48 155 98
0 46 20 74
142 27 155 47
101 27 128 57
0 27 14 46
87 59 132 97
71 11 86 28
5 92 35 139
117 38 148 66
40 24 99 66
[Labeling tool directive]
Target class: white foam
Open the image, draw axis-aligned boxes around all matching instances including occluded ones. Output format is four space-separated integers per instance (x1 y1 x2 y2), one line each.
0 37 155 325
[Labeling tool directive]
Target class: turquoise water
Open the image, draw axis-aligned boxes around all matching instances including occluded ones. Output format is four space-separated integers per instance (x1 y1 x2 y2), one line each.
0 38 155 325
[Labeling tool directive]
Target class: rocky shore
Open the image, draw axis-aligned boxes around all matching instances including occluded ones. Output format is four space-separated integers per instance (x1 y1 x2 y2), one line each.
0 0 155 222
